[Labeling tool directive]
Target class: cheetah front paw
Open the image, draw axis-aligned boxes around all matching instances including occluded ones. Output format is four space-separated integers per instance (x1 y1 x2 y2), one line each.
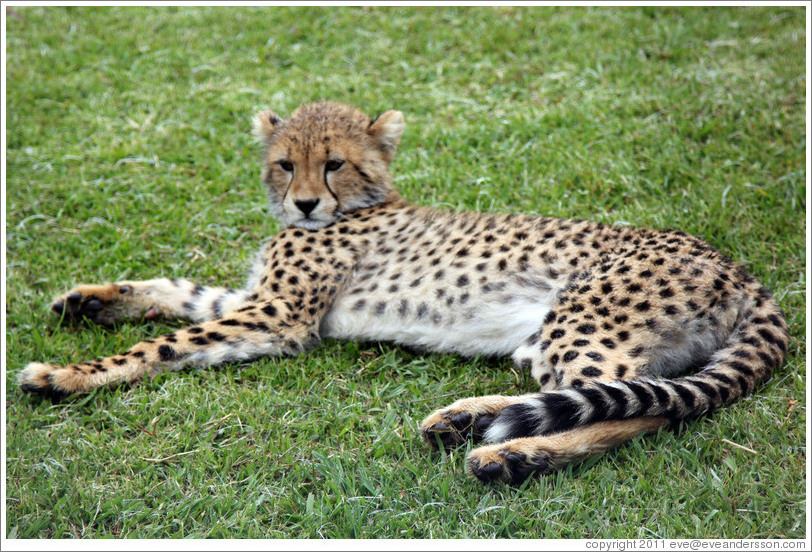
467 440 554 485
51 284 141 325
18 362 71 400
420 407 497 448
19 359 122 398
420 394 530 448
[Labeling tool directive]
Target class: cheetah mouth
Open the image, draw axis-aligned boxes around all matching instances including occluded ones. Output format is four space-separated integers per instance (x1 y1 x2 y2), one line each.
287 212 338 230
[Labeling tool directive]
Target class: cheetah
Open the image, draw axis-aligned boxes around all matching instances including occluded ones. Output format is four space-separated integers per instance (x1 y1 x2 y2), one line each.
19 101 789 485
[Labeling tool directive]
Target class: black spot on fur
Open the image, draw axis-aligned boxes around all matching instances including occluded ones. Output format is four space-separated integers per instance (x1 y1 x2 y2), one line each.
581 366 602 377
158 345 179 361
576 324 596 335
629 345 645 357
563 350 579 363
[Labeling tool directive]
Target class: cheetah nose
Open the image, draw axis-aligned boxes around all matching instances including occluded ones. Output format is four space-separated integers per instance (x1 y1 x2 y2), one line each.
294 199 320 217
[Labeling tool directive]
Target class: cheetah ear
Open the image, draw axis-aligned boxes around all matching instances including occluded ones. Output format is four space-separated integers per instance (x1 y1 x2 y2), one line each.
252 109 283 143
368 110 405 155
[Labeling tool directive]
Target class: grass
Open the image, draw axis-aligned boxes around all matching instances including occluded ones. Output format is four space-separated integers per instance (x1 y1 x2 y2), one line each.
4 5 807 540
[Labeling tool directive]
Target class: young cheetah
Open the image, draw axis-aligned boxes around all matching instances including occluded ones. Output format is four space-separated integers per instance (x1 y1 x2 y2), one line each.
19 101 789 485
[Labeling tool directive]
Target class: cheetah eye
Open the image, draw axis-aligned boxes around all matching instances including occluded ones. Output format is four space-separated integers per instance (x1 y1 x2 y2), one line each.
325 159 344 172
277 160 294 172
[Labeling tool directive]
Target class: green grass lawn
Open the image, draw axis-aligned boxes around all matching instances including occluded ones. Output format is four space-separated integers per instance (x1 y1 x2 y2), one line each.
4 6 806 539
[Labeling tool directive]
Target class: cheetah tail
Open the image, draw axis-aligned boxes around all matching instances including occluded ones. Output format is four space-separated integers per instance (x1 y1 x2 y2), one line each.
483 283 789 443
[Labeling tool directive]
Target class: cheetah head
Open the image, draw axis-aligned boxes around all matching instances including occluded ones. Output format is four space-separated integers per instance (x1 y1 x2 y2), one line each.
253 101 404 230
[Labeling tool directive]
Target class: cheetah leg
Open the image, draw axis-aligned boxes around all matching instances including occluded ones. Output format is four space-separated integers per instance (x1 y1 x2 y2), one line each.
467 417 669 485
19 299 318 398
50 278 255 326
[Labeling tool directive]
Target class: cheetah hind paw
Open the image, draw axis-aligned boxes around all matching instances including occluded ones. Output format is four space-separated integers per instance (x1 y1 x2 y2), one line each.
467 441 554 485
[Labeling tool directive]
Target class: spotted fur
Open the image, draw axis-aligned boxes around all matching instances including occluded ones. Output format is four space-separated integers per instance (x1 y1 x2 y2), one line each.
19 101 789 484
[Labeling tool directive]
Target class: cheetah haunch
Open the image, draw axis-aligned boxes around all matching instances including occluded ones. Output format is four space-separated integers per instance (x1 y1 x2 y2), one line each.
19 101 789 485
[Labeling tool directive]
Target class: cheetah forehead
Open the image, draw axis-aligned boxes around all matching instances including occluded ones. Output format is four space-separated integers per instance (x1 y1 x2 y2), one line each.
256 101 405 160
280 101 373 141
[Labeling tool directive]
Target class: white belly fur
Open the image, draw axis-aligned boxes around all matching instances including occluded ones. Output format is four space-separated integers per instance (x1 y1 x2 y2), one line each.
320 287 557 357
